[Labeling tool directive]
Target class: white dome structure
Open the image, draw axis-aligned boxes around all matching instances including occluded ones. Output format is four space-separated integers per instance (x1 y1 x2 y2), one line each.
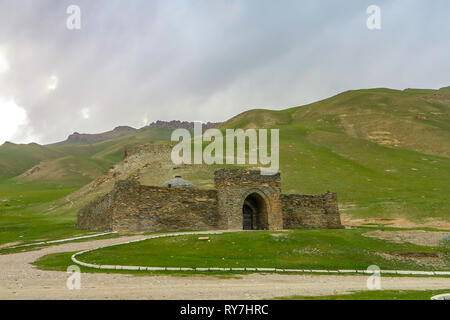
161 176 197 189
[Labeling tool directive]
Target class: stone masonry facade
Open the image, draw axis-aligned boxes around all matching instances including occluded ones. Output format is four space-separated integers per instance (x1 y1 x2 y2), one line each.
77 168 342 232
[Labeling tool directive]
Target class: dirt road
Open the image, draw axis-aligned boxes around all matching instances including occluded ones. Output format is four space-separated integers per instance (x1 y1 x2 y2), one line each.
1 235 449 300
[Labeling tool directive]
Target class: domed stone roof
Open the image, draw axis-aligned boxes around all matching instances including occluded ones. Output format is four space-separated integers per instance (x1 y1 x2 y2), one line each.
161 176 197 189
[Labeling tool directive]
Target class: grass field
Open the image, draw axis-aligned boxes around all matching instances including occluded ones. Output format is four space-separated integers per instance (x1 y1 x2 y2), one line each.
0 179 91 246
274 289 450 300
34 229 449 272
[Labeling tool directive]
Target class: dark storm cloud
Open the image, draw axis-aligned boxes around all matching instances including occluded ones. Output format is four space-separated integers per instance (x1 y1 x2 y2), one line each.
0 0 449 144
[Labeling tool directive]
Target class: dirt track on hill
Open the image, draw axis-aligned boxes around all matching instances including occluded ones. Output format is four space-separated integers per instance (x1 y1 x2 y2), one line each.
0 235 449 300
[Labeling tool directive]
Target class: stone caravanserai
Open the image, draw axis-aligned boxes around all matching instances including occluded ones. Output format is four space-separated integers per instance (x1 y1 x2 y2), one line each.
77 169 342 232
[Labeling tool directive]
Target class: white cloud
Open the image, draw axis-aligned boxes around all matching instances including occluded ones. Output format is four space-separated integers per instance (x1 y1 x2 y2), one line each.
0 97 28 144
47 75 58 90
81 107 91 119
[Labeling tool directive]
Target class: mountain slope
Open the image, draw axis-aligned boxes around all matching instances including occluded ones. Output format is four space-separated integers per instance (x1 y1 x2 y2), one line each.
0 127 174 184
0 120 221 184
222 87 450 158
0 142 64 180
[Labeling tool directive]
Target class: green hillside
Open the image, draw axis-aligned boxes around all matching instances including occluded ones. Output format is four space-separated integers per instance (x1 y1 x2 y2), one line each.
0 142 63 180
0 127 172 186
223 87 450 157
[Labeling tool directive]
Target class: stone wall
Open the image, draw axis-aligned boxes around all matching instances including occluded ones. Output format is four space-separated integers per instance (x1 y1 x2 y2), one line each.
281 193 342 229
78 179 220 233
77 191 114 231
78 169 342 233
214 169 283 230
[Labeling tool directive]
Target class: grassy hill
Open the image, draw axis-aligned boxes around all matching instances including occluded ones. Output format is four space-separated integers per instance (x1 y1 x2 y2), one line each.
0 127 173 186
0 142 63 180
1 87 449 246
223 87 450 157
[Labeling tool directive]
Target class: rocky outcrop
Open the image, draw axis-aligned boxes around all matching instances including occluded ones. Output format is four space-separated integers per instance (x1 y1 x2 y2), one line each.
66 126 136 143
141 120 221 131
65 121 222 144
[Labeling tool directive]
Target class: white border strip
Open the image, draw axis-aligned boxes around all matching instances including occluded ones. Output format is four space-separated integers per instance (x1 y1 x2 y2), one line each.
70 231 450 276
431 293 450 300
6 232 117 249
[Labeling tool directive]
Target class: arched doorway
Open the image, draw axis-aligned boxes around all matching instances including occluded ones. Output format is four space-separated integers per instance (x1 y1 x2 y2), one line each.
242 192 268 230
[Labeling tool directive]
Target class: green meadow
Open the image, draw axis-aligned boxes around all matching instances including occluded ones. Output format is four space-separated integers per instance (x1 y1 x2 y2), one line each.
0 180 84 246
62 230 449 271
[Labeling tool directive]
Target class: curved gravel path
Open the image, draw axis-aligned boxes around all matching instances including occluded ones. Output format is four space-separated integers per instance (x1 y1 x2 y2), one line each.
1 233 449 300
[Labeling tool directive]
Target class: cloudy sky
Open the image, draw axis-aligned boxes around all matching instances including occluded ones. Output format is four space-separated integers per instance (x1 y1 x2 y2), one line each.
0 0 449 145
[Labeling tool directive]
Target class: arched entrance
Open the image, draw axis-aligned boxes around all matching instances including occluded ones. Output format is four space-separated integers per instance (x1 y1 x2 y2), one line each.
242 192 268 230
